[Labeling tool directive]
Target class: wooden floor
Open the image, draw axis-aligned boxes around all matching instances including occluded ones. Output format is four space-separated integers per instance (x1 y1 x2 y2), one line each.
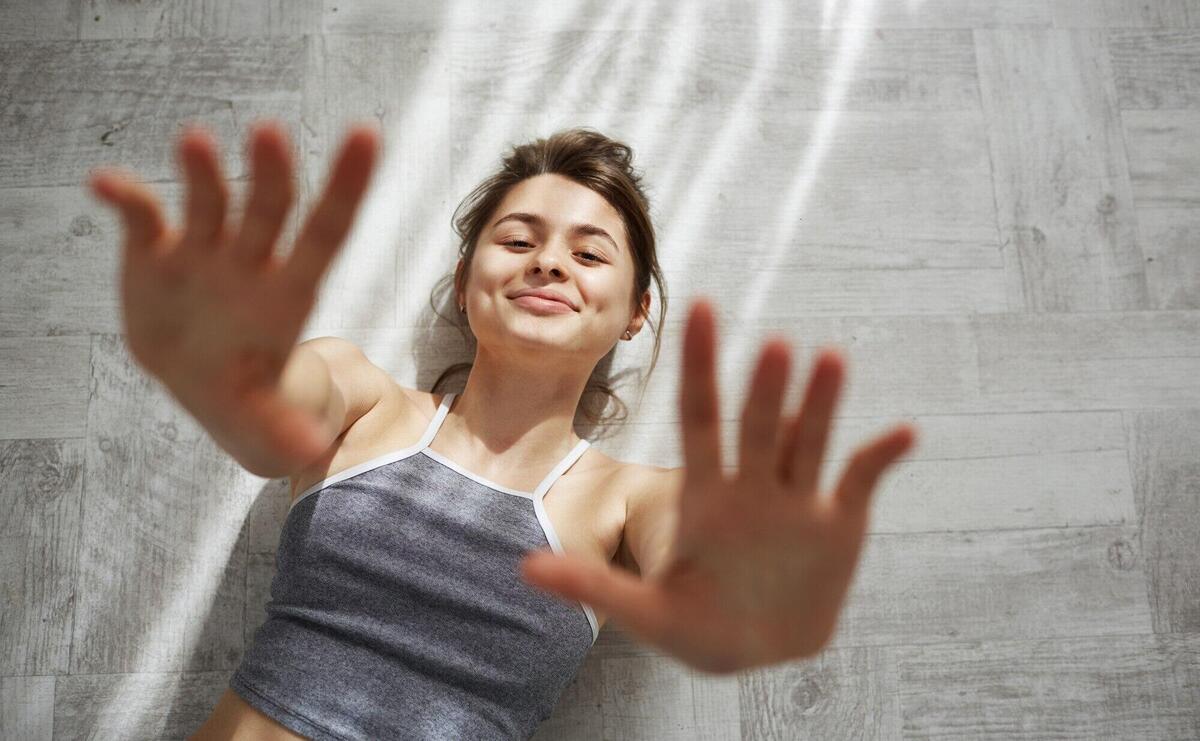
2 1 1198 738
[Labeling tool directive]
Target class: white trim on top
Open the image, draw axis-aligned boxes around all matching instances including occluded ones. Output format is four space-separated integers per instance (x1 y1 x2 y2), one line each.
289 390 601 643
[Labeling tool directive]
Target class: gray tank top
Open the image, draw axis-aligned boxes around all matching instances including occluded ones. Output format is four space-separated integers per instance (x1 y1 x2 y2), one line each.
229 391 600 740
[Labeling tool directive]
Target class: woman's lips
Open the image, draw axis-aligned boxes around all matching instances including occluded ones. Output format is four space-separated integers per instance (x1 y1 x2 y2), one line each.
511 295 574 314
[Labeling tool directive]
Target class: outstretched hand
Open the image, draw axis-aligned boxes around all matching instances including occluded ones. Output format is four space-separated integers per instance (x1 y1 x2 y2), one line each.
520 298 917 674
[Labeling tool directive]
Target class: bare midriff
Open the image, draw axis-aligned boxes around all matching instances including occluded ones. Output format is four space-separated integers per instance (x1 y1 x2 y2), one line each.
190 688 309 740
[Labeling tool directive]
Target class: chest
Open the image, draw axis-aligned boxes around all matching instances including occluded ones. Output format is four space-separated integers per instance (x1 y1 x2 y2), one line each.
288 386 633 631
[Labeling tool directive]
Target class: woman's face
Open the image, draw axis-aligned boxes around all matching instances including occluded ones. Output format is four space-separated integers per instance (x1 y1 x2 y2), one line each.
458 173 645 359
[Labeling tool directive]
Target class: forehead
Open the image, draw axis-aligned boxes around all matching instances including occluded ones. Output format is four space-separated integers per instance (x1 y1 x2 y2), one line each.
492 174 625 238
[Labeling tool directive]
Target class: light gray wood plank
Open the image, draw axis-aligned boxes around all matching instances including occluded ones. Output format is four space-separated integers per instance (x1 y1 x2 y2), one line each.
71 333 253 675
1122 109 1200 309
976 29 1151 312
972 310 1200 411
803 0 1048 29
1109 30 1200 108
1124 109 1200 207
739 645 899 740
1053 0 1195 27
0 337 90 439
692 670 742 740
827 411 1134 531
894 633 1200 739
1 675 54 741
598 656 739 740
1135 206 1200 308
0 0 78 41
0 439 84 677
638 106 997 287
322 0 1199 34
0 38 305 189
872 448 1134 533
832 525 1151 647
79 0 323 39
0 186 128 338
665 263 1007 317
54 670 230 740
324 1 1051 33
602 655 696 739
298 31 453 333
448 28 979 116
5 2 1188 44
1127 409 1200 633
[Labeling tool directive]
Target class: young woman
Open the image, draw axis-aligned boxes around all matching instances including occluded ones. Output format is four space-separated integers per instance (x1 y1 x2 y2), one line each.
89 122 917 740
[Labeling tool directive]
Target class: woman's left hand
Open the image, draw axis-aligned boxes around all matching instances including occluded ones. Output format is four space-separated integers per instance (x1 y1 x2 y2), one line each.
520 297 917 674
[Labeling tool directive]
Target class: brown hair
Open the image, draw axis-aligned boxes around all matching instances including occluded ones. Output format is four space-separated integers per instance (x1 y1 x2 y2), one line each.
428 127 668 436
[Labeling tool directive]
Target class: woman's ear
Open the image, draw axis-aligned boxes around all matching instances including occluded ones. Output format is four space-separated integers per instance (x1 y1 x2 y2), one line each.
629 289 652 334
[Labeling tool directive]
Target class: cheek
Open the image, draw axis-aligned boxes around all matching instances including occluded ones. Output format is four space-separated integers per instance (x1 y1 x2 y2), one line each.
584 273 627 301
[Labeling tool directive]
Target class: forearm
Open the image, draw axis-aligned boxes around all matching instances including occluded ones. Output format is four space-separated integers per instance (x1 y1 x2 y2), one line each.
196 342 342 479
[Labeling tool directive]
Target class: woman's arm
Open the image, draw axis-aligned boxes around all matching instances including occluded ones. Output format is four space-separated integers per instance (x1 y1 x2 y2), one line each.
622 466 685 582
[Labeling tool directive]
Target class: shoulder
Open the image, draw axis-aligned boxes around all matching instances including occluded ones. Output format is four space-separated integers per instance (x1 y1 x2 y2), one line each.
608 458 683 516
380 382 442 426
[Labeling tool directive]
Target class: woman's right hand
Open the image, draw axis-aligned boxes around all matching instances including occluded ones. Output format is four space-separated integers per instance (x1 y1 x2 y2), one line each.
87 119 381 470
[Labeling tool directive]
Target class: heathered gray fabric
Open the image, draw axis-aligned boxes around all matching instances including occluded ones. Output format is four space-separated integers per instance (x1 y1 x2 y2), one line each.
229 391 599 740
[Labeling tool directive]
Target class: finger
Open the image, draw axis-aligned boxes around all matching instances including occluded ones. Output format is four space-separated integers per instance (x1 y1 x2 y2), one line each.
679 298 723 484
736 338 790 487
520 550 675 650
781 347 844 495
282 123 380 295
88 167 169 257
232 120 296 267
831 424 917 513
176 124 230 256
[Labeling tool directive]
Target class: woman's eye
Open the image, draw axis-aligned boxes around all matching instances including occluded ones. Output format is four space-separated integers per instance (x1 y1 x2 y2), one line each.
505 240 603 263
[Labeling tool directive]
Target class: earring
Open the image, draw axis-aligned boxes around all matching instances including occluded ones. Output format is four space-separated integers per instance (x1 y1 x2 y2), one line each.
459 304 465 313
623 330 632 340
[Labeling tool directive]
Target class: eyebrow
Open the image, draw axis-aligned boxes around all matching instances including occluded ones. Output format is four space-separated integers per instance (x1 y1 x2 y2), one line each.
491 212 620 254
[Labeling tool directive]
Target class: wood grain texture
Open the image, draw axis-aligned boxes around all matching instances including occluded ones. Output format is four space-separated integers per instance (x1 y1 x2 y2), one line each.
976 29 1151 312
740 645 900 740
1126 409 1200 634
1 2 1197 738
894 633 1200 739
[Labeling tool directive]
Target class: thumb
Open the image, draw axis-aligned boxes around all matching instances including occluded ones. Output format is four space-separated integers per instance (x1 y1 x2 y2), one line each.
520 550 674 648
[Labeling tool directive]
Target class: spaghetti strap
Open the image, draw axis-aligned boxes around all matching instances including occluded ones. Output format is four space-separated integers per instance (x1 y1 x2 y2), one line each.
532 437 591 500
416 391 457 451
427 393 591 499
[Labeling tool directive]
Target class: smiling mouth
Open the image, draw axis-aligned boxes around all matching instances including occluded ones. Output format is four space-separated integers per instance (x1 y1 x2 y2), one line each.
511 295 575 312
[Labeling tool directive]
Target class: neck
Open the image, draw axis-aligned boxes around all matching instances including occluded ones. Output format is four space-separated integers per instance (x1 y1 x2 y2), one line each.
443 347 588 468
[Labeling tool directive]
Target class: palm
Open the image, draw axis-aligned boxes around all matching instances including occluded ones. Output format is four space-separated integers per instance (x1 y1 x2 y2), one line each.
521 298 916 674
644 469 873 673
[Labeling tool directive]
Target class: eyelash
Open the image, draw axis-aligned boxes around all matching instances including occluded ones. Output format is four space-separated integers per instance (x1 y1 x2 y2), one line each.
505 240 604 263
